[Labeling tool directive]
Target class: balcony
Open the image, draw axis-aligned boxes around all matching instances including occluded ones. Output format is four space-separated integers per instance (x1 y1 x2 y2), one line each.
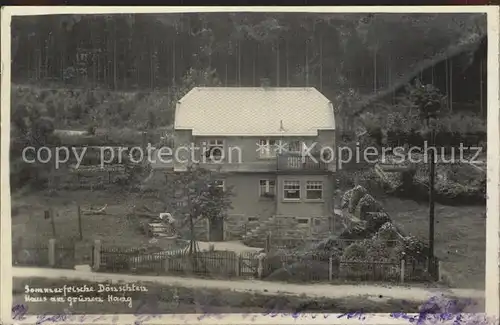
277 152 329 172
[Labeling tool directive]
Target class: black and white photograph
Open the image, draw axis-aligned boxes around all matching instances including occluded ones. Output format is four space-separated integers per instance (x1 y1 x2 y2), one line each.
1 6 499 324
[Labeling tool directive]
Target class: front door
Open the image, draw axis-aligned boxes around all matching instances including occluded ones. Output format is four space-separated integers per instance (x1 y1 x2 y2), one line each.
208 218 224 241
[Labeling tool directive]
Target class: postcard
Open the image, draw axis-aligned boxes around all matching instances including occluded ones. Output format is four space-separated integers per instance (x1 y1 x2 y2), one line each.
1 5 499 325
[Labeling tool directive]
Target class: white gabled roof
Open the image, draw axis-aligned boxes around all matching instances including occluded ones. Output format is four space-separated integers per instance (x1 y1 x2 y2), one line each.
174 87 335 136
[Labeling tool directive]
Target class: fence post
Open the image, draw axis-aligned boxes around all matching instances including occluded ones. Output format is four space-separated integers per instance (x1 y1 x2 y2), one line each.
235 254 240 277
93 240 101 271
164 255 170 272
437 260 442 281
77 205 83 241
400 259 405 283
48 239 56 267
328 256 333 281
257 256 263 279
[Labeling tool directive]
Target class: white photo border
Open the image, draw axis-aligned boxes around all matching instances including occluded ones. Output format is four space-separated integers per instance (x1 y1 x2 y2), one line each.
1 5 498 325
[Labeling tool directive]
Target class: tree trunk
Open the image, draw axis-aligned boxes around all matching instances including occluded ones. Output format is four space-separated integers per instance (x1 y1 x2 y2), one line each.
44 34 49 80
113 24 117 90
305 38 309 87
445 59 449 110
276 39 280 87
388 57 394 103
449 58 453 112
286 39 289 87
480 57 484 116
319 35 323 91
373 46 377 93
238 40 241 86
172 38 176 84
189 213 195 255
225 62 228 86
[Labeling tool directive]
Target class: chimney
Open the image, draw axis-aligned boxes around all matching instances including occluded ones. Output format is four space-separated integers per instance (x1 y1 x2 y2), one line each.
260 78 271 88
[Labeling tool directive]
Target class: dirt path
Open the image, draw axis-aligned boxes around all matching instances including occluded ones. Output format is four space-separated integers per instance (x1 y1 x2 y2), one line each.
14 267 484 302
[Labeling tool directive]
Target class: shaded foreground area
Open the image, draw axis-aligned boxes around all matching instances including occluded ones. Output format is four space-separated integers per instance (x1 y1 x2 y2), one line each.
13 277 482 315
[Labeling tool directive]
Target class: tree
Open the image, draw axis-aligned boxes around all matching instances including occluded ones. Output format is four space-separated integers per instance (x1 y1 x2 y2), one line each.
10 101 57 190
407 80 446 280
162 166 233 255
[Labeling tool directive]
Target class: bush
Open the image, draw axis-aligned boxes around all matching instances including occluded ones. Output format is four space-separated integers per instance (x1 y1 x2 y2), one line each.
348 186 368 213
365 212 392 234
374 222 402 242
354 194 383 220
265 259 331 282
339 223 371 240
341 188 354 209
342 241 369 260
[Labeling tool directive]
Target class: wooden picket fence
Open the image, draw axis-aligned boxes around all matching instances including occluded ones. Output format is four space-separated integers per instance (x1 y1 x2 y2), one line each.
96 243 436 283
12 238 76 269
97 246 259 277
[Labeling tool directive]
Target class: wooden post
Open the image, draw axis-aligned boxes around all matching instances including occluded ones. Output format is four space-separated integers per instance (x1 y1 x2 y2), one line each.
437 260 442 282
164 256 170 272
47 209 56 237
428 119 436 277
93 240 101 271
77 205 83 240
400 259 405 283
235 254 241 277
48 238 56 267
257 256 264 279
328 256 333 281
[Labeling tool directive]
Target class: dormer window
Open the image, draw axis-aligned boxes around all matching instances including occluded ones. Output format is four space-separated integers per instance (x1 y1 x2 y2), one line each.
205 139 224 162
288 140 303 153
258 139 277 158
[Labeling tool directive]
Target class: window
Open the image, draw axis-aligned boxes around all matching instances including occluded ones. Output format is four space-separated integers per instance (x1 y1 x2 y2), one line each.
248 217 259 222
288 140 303 153
297 218 309 224
306 181 323 200
214 179 225 191
205 139 224 161
283 180 301 200
210 179 225 193
258 139 277 158
259 180 276 197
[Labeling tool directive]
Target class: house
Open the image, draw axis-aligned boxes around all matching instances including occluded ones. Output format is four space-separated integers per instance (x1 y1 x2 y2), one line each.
173 84 337 242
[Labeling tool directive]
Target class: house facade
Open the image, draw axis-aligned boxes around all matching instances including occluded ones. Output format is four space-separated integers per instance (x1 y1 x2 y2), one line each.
173 86 337 242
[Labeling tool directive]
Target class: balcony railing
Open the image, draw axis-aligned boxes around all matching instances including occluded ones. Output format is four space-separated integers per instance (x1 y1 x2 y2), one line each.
277 153 329 171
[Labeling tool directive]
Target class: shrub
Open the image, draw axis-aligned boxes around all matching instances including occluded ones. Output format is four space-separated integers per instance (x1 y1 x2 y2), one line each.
374 222 402 242
341 188 354 209
341 241 369 260
348 186 368 213
354 194 383 220
265 259 331 282
364 212 392 235
365 238 394 260
339 223 370 240
392 235 429 261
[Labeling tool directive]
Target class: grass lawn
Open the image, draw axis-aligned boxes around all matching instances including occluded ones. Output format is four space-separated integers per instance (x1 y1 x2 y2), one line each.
380 197 485 290
12 277 464 315
11 189 175 263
